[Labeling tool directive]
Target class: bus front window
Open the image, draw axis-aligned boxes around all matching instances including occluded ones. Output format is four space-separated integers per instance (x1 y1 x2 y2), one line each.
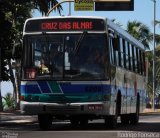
23 34 107 80
66 34 106 80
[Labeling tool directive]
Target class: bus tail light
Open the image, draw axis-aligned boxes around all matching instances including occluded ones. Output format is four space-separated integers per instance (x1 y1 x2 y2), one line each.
26 68 36 79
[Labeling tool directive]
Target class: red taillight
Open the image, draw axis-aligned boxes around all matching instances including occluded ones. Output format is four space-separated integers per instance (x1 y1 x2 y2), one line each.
20 95 25 101
26 68 36 79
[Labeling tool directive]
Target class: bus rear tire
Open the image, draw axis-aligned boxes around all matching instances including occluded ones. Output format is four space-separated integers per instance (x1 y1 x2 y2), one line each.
105 91 120 129
121 114 130 125
130 113 139 125
38 114 53 130
130 94 140 125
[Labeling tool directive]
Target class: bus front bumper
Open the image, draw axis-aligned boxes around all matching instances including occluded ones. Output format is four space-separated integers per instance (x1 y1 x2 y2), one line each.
20 101 109 116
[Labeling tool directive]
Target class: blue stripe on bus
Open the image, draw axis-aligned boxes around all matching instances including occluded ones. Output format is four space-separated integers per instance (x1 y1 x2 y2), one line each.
21 84 111 94
60 85 111 94
37 81 52 93
21 85 41 94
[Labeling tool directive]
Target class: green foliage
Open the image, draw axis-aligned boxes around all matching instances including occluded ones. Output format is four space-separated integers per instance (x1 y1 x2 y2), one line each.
155 34 160 44
126 20 160 98
32 0 63 16
0 0 63 109
2 93 15 110
146 45 160 98
126 21 152 50
0 0 62 82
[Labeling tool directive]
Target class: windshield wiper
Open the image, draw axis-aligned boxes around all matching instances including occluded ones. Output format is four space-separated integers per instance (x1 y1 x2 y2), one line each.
74 31 87 54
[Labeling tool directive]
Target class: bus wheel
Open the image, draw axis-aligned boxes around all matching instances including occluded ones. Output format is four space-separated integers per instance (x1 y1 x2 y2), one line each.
38 114 53 130
121 114 130 125
105 116 117 129
130 94 140 125
116 91 121 116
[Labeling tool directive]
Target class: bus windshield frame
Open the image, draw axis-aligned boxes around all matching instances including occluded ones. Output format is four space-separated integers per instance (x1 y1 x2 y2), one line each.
22 33 109 81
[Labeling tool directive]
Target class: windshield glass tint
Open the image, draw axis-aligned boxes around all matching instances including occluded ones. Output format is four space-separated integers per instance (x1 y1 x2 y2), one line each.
24 34 107 80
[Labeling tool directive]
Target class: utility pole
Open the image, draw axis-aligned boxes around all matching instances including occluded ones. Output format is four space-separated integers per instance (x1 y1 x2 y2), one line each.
68 2 71 16
151 0 156 111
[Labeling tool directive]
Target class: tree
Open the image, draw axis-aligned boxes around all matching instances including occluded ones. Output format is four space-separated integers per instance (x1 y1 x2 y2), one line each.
31 0 63 16
126 20 160 101
2 93 15 110
0 1 16 111
0 0 63 110
126 21 153 50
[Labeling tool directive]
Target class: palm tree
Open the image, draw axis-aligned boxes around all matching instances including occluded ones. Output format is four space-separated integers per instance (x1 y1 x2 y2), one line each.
31 0 63 16
2 93 15 110
126 20 160 102
126 21 153 50
146 45 160 99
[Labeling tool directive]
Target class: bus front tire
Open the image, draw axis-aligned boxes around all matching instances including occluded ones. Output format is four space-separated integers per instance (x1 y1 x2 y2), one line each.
105 116 117 129
130 113 139 125
38 114 53 130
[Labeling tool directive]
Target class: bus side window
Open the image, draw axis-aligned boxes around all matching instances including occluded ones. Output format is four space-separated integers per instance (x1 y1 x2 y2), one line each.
112 35 120 66
134 47 138 73
112 36 119 51
128 42 131 70
136 48 140 74
125 41 129 69
129 43 133 71
132 45 135 72
139 50 143 75
122 39 126 68
109 37 115 65
142 52 145 75
120 38 123 67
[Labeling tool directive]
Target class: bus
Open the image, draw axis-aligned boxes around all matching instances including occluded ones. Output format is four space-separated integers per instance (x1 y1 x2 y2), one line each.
20 16 146 129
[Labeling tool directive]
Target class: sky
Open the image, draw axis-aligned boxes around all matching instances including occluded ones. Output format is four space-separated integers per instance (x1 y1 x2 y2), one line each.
1 0 160 96
33 0 160 33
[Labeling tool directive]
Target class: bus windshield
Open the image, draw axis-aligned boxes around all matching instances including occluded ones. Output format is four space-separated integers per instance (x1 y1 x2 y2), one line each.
23 34 107 80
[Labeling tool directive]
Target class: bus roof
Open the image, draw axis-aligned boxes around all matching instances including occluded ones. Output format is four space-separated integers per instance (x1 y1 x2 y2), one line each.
24 16 106 22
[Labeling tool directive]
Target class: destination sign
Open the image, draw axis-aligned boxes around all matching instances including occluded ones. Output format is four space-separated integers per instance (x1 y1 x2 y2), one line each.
25 18 105 32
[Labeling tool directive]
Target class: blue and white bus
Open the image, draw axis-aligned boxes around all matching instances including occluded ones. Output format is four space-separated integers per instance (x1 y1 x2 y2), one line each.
20 16 146 129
